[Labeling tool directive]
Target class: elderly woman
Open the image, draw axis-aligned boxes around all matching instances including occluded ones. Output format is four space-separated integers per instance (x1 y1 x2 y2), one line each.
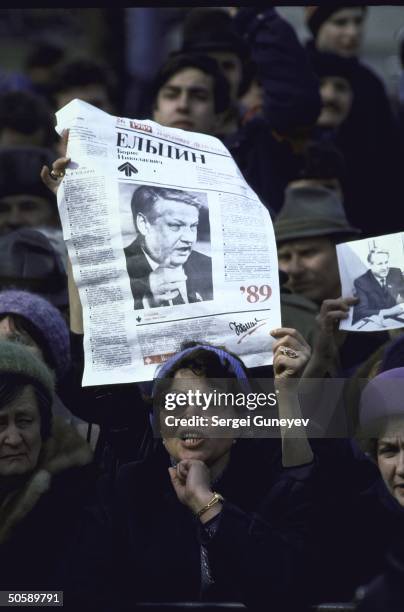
74 331 315 611
0 340 94 596
0 289 100 447
352 368 404 611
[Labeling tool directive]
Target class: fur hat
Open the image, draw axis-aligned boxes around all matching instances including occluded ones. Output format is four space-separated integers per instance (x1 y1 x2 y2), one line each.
0 290 70 381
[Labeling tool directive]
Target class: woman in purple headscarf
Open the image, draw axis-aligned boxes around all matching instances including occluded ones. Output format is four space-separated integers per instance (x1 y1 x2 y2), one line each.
354 368 404 611
75 334 315 611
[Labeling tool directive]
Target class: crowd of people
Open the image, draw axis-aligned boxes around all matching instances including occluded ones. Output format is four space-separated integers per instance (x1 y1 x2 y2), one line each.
0 6 404 611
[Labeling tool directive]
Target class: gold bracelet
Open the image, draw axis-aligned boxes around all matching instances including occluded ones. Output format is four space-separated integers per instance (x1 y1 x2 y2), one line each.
196 492 224 518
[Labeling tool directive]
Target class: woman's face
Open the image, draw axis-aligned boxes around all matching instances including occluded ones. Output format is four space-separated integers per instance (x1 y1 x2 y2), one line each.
316 8 365 58
162 368 234 467
377 433 404 506
0 385 42 477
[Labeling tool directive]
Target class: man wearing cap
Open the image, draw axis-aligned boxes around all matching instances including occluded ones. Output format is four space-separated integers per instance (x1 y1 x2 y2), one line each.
275 185 390 375
305 6 403 237
275 185 359 306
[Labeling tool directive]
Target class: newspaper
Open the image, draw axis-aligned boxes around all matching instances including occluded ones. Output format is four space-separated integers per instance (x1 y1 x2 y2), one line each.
337 232 404 332
55 99 281 385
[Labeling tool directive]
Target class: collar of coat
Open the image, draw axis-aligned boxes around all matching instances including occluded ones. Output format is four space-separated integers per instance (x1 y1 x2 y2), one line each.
0 417 93 543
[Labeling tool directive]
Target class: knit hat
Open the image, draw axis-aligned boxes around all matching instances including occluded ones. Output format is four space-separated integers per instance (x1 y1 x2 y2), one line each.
274 185 360 244
305 6 367 38
0 228 68 308
0 339 54 408
0 146 56 202
0 290 70 381
307 46 357 83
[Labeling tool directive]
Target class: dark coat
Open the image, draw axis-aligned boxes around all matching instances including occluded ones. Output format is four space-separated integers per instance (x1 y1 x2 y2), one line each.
352 268 404 324
77 439 315 611
124 236 213 309
0 419 95 607
355 480 404 612
302 439 387 604
223 8 321 213
307 41 403 238
339 59 403 238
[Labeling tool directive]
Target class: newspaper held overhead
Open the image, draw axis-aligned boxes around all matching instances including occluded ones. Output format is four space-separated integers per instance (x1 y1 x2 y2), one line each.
55 99 281 385
337 232 404 332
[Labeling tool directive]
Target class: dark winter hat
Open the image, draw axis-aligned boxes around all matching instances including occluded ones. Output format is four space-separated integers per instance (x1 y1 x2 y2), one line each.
296 141 346 182
307 47 356 83
0 91 55 140
181 8 249 61
0 228 67 308
305 6 367 38
0 290 70 381
0 339 54 439
274 185 360 244
180 8 252 97
0 146 56 202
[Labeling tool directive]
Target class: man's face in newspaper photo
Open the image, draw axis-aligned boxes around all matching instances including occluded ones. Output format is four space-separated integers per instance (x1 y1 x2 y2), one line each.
153 68 218 135
137 197 199 266
370 252 390 280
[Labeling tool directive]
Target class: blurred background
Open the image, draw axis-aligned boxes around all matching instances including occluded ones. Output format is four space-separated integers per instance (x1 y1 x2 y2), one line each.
0 7 402 117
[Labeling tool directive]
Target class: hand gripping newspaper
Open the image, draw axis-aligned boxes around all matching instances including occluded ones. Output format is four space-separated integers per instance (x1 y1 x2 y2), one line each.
55 99 281 385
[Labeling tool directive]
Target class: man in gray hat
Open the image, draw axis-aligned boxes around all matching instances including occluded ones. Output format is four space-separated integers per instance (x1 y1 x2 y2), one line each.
275 185 390 376
275 184 359 306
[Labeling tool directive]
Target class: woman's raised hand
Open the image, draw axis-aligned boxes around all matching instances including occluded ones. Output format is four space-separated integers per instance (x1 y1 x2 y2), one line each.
40 129 70 196
271 327 311 379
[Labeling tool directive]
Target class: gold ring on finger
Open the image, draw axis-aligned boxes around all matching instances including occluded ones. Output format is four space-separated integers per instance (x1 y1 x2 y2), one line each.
279 346 299 359
50 169 65 180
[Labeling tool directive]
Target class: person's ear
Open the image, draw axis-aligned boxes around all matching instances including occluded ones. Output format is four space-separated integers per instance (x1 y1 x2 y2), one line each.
136 212 148 237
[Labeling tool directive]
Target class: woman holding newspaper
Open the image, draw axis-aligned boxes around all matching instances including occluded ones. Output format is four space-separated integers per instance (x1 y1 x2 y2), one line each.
42 148 316 610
